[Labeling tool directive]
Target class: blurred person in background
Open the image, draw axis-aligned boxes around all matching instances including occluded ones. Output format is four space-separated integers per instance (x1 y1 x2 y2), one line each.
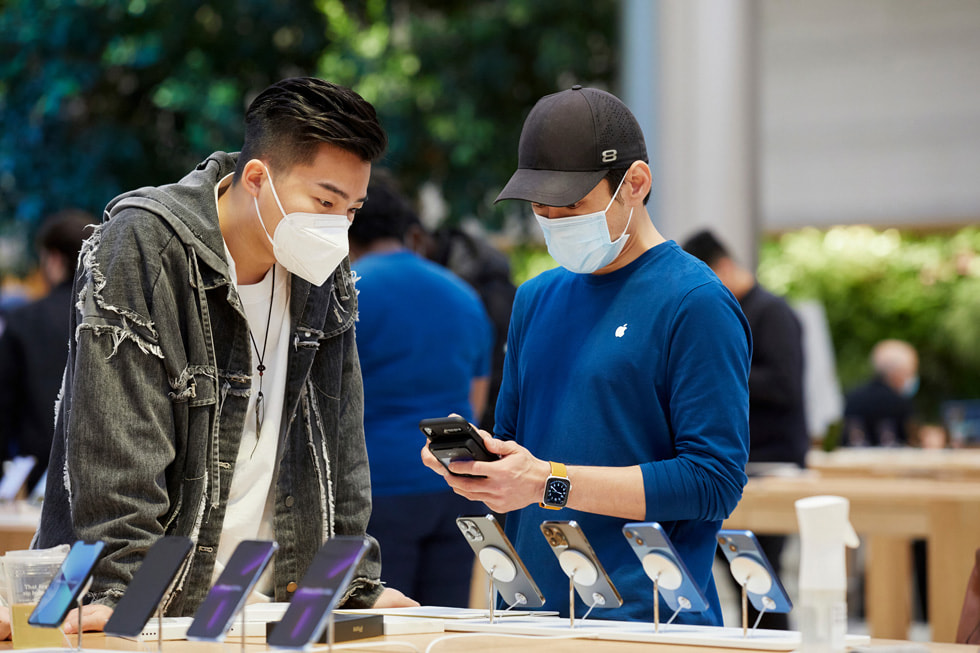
406 222 516 434
349 171 493 607
683 228 808 630
0 209 97 491
842 338 919 447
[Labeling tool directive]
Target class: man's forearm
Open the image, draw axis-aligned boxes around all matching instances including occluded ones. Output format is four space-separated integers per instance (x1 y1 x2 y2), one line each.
564 465 646 520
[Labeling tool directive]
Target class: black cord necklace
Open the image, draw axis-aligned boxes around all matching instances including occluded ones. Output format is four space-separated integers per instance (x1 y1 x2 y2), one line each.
248 265 275 433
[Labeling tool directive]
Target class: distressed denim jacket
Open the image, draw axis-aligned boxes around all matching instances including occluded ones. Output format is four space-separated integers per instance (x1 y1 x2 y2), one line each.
34 152 383 615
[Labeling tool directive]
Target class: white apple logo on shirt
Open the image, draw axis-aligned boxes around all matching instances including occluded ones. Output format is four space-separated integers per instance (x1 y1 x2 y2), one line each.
615 324 628 338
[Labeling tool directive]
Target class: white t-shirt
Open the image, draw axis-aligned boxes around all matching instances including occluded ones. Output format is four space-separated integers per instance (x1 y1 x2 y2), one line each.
212 174 292 598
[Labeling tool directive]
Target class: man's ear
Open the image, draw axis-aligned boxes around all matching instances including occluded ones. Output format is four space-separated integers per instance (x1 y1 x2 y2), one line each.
625 161 652 205
240 159 268 198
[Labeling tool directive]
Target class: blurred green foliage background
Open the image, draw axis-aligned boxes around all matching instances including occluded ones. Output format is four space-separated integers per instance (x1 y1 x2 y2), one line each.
0 0 617 271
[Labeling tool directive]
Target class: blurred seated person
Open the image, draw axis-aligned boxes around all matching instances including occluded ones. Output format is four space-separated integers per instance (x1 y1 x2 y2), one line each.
349 172 494 607
842 339 919 447
0 209 96 490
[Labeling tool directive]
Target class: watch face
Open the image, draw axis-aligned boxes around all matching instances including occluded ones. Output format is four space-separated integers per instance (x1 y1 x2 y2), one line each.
544 478 571 507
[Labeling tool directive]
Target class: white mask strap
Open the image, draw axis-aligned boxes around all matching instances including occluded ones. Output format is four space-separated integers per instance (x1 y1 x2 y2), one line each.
259 162 289 218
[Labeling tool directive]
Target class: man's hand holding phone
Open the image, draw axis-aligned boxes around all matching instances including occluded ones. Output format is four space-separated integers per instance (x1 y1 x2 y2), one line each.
420 416 552 513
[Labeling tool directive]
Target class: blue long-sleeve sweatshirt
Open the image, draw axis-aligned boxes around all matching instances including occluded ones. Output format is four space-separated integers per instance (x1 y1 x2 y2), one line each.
494 240 751 624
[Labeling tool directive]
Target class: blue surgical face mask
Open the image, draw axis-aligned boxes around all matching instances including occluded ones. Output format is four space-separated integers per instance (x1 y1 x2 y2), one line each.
901 375 919 398
533 173 633 274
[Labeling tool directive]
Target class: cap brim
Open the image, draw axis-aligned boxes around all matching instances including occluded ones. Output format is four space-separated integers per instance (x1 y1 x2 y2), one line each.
494 168 608 206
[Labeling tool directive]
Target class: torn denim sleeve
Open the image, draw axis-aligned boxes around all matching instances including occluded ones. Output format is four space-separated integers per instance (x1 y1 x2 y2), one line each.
61 223 179 605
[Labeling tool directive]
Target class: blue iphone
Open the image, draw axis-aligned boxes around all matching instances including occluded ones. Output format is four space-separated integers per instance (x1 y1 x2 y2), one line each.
716 529 793 614
186 540 278 642
622 522 709 614
266 537 370 649
28 540 106 627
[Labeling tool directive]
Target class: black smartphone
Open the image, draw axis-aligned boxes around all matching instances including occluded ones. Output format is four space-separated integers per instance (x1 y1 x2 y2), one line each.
540 521 623 610
185 540 278 642
28 540 106 627
266 537 370 649
456 514 545 608
419 416 499 478
104 536 194 637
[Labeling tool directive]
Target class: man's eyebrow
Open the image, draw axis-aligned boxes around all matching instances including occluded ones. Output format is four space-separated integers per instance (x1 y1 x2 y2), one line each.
316 181 367 203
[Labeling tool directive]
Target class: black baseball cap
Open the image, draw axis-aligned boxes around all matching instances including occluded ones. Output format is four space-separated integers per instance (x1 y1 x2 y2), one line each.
495 85 648 206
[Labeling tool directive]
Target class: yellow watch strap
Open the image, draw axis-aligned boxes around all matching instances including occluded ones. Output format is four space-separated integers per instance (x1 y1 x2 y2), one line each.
549 461 568 478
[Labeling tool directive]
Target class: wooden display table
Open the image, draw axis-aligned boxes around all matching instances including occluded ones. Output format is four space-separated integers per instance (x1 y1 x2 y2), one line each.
724 473 980 643
3 632 976 653
807 448 980 481
0 501 39 554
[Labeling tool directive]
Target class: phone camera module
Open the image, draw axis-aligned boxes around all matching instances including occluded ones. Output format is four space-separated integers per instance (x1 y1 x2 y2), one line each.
458 520 484 542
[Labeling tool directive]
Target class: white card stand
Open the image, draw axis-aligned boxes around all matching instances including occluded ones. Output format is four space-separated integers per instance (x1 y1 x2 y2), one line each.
477 546 526 624
640 551 688 632
728 555 776 637
555 550 605 628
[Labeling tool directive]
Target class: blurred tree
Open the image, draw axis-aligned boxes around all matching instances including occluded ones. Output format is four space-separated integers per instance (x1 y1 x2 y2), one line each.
0 0 618 264
315 0 618 228
758 225 980 422
0 0 330 238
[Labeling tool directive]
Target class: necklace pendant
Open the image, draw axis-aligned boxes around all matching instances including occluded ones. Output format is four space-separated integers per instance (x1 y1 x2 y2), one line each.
255 390 265 432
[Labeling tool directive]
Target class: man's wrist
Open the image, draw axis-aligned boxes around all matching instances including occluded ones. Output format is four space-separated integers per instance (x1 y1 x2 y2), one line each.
539 460 571 509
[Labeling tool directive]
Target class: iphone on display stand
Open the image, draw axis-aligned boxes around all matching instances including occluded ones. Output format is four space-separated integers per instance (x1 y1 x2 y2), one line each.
621 522 708 631
456 514 545 621
28 539 106 649
716 529 793 635
104 536 194 645
539 521 622 627
185 540 278 643
266 536 370 650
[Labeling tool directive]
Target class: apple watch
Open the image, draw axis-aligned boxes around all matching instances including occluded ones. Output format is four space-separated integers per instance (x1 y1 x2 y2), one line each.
539 461 571 510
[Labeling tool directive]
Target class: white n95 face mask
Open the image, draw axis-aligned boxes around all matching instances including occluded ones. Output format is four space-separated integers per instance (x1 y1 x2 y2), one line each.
254 163 351 286
534 172 633 274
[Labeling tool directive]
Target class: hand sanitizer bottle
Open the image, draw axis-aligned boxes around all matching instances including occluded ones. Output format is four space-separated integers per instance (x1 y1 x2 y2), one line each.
795 495 859 653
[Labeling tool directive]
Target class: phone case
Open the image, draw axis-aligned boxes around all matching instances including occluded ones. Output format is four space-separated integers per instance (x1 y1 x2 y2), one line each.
621 522 709 614
266 536 370 650
715 529 793 614
104 536 194 637
456 514 545 608
419 416 499 477
185 540 278 641
28 540 107 627
539 521 622 609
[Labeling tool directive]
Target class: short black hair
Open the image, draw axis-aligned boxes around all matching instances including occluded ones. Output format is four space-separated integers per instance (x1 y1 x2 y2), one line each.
235 77 387 180
681 229 730 267
348 170 419 247
36 209 98 268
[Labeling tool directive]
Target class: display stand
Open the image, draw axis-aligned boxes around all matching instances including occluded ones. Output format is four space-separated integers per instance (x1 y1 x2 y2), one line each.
639 551 687 632
73 577 94 651
728 555 775 637
476 546 518 624
556 549 605 628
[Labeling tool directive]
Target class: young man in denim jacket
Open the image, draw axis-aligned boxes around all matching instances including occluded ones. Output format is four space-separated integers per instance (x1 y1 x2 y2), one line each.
30 78 415 634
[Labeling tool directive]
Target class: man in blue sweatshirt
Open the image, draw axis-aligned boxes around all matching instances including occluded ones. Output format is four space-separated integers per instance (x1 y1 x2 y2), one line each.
422 86 751 624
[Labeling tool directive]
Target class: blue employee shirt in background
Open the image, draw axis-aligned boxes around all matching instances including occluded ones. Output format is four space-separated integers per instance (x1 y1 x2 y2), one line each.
495 241 751 624
353 250 493 496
